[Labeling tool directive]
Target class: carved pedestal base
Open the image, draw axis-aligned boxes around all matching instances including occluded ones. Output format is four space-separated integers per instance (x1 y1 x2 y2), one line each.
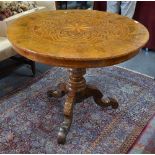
47 68 118 144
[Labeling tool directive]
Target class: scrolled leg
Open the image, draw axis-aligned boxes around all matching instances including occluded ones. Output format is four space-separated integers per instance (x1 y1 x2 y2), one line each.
47 83 68 98
86 85 118 109
57 92 75 144
49 68 119 144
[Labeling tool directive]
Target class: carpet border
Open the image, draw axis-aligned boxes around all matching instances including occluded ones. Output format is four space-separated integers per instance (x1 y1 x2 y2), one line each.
126 113 155 153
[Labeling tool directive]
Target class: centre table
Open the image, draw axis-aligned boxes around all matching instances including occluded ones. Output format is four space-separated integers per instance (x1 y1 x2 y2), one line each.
7 10 149 144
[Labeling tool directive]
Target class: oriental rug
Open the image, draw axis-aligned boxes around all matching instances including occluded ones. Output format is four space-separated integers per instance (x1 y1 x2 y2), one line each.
0 66 155 153
129 113 155 154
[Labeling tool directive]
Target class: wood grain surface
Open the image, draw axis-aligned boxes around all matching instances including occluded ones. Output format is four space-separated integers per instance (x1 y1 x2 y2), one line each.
7 10 149 68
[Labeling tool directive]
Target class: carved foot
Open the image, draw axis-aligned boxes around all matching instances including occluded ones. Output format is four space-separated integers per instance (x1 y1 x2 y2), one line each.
47 83 68 98
57 92 75 144
86 85 118 109
95 97 118 109
57 117 72 144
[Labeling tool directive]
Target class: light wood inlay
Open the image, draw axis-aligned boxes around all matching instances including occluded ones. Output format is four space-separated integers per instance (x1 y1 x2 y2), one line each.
7 10 149 68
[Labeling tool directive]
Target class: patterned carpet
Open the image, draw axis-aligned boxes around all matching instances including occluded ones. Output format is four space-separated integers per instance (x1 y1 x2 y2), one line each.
0 66 155 153
129 113 155 154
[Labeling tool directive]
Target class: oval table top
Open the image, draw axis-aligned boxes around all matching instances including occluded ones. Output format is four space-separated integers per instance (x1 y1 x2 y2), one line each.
7 10 149 68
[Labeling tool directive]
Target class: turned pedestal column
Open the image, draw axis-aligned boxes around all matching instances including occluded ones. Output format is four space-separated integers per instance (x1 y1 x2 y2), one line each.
48 68 118 144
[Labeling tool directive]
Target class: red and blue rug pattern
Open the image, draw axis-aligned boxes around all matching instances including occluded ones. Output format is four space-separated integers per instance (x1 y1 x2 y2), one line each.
129 113 155 153
0 66 155 153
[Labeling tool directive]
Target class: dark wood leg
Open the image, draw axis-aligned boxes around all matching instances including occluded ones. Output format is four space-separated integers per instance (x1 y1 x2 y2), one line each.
47 68 118 144
29 61 36 77
85 85 118 109
47 83 68 98
11 56 36 76
65 1 67 9
57 92 75 144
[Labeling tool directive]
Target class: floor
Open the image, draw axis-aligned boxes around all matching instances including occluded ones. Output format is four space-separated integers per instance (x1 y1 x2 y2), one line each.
0 49 155 98
118 49 155 78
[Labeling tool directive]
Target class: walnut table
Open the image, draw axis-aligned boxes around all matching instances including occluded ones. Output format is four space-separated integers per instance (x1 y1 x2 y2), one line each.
7 10 149 144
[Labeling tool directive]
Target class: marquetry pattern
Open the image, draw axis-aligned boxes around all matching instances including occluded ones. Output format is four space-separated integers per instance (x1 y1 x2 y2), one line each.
7 10 149 65
30 11 146 45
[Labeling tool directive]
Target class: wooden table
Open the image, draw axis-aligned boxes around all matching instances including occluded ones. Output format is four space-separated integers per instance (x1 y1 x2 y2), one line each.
7 10 149 144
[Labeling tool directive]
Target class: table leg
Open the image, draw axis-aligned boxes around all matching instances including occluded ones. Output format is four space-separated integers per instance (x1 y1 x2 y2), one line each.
48 68 118 144
57 91 75 144
85 85 118 109
47 83 68 98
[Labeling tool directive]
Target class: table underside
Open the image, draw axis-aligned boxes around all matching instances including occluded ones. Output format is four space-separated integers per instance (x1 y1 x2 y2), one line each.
47 68 118 144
